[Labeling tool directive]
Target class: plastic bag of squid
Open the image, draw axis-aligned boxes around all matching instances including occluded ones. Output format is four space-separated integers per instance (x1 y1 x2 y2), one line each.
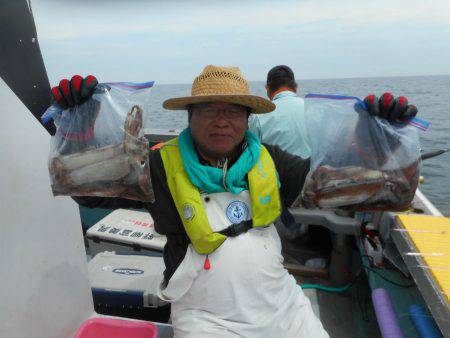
301 94 428 211
42 82 154 202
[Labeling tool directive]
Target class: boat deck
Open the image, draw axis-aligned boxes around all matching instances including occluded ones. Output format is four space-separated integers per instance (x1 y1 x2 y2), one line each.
76 188 448 337
393 214 450 334
297 275 381 338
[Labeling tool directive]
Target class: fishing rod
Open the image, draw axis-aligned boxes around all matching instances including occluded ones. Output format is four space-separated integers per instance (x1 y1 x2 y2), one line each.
0 0 54 134
421 148 450 161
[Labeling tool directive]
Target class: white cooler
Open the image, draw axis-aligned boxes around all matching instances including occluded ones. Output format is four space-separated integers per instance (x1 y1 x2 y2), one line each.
86 209 166 257
88 251 167 309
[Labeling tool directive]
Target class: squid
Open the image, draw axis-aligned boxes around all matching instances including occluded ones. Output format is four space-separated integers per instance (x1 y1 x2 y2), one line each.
49 105 153 202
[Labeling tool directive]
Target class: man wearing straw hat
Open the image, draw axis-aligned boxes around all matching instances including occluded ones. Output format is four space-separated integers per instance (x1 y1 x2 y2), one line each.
53 66 417 338
159 66 327 337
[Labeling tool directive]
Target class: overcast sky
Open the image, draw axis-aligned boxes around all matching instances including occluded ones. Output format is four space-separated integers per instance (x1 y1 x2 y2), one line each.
32 0 450 84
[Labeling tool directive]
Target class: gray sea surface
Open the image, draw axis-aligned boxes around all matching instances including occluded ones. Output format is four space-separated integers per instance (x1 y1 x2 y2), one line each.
141 75 450 216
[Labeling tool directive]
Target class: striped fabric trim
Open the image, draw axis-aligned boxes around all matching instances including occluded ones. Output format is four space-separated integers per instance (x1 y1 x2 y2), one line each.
409 117 431 131
106 81 155 91
305 93 362 102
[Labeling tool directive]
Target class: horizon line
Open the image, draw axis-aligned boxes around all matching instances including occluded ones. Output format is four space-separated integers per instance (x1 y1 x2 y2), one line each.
154 73 450 86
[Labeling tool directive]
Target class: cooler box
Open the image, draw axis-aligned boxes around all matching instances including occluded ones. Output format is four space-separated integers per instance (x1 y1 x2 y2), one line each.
89 252 167 308
88 252 170 322
86 209 166 257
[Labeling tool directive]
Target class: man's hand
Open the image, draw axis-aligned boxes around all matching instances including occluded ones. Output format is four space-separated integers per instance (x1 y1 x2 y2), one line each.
51 75 98 110
50 75 100 152
364 93 418 122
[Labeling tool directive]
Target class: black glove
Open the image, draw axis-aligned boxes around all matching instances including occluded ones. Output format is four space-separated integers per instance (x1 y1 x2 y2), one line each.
51 75 98 109
363 93 418 122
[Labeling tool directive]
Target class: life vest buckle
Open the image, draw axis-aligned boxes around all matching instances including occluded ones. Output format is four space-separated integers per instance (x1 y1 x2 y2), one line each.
218 220 253 237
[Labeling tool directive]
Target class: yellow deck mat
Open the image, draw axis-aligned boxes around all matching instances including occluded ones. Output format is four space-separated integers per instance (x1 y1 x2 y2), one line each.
396 214 450 305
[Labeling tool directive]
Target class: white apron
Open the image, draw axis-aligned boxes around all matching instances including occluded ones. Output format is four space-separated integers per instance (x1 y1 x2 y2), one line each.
158 191 329 338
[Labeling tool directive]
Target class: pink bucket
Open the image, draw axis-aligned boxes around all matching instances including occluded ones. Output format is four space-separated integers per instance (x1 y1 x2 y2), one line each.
74 318 158 338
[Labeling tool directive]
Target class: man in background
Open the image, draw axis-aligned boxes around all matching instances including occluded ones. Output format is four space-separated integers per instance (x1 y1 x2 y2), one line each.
250 65 311 159
250 65 312 242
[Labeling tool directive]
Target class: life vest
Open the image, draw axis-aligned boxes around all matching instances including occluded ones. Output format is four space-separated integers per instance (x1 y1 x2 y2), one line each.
159 137 281 254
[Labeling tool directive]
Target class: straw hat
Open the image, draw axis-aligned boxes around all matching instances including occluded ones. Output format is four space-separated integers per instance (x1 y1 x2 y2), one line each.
163 65 275 114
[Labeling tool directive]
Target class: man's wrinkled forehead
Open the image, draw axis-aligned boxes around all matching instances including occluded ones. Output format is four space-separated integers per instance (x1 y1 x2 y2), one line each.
190 102 248 111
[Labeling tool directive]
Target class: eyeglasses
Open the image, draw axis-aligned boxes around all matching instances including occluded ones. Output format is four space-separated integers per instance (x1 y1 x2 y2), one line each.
193 107 248 119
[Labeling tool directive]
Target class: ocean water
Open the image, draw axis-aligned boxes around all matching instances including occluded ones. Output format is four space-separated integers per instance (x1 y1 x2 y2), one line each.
142 75 450 216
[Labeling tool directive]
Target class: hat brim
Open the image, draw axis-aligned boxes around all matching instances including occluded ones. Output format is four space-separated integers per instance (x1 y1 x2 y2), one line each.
163 94 275 114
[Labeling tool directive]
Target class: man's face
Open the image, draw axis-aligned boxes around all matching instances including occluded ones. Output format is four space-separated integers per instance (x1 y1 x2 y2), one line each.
189 102 249 159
